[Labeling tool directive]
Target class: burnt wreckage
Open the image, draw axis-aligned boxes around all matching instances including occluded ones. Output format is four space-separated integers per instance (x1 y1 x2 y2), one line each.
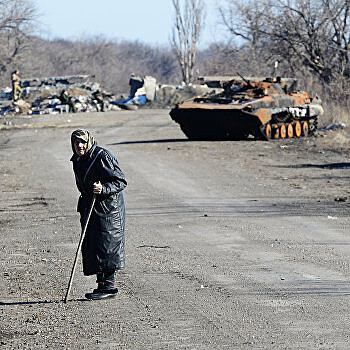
170 76 324 140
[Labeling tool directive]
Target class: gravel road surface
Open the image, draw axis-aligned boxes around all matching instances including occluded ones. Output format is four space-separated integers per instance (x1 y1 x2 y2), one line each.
0 109 350 349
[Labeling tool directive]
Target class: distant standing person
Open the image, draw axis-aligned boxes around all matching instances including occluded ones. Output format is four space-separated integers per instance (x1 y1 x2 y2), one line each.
92 90 105 112
11 69 22 101
59 90 76 113
129 72 144 98
70 129 127 300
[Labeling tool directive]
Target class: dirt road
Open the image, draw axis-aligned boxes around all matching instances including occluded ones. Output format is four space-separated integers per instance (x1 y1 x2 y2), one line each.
1 109 350 349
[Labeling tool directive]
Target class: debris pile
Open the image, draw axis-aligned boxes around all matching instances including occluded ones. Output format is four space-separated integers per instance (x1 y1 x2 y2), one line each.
110 75 216 110
0 73 219 116
111 75 156 109
322 122 347 131
0 75 121 116
147 84 219 109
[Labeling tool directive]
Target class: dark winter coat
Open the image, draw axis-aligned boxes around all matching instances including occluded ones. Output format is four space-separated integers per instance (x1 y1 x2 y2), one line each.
71 142 127 276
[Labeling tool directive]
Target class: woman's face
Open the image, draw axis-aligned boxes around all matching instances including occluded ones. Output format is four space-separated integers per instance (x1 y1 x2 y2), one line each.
74 138 88 156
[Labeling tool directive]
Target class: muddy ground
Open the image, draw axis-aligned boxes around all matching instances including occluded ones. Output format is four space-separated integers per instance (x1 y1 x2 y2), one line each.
0 109 350 349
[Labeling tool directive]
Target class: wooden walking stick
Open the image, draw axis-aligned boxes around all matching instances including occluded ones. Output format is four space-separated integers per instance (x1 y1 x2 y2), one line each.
64 195 96 303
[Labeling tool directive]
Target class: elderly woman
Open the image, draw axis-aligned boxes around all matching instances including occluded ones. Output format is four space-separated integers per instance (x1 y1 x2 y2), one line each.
70 129 127 300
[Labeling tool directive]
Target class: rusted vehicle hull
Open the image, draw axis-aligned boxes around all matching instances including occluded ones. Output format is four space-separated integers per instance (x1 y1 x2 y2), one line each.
170 77 323 140
170 107 259 140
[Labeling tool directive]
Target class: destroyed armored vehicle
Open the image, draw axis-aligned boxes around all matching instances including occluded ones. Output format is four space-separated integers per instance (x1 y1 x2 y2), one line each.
170 76 323 140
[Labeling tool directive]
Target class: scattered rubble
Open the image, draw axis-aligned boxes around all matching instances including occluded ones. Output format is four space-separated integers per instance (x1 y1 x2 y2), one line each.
322 122 347 131
0 73 222 117
0 75 121 116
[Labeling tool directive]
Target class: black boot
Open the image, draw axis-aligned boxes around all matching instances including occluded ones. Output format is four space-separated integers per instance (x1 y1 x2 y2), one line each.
92 273 105 293
85 272 118 300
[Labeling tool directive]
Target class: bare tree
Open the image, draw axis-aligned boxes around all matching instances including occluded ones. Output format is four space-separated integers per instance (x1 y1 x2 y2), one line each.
0 0 38 83
217 0 280 77
219 0 350 83
171 0 205 84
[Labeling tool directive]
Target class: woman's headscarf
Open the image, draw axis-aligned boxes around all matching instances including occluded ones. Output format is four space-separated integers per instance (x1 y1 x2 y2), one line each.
71 129 95 155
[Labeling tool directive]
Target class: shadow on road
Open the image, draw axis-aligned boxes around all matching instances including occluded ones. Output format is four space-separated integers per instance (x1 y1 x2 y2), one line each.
108 138 257 145
273 162 350 169
128 199 350 218
263 280 350 297
108 138 190 145
0 298 89 306
0 300 56 306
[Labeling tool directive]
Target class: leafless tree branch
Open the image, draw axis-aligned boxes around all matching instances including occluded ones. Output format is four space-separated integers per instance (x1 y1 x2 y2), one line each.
171 0 205 84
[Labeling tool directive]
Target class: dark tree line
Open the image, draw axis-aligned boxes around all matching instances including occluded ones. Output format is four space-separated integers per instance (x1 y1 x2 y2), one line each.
1 34 182 94
19 37 181 94
0 0 204 94
0 1 182 94
1 0 350 113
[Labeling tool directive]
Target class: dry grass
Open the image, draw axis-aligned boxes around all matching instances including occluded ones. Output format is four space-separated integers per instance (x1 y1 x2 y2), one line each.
320 101 350 127
318 129 350 151
315 101 350 152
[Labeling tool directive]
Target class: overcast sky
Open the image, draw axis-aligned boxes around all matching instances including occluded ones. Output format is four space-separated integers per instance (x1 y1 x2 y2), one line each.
34 0 226 48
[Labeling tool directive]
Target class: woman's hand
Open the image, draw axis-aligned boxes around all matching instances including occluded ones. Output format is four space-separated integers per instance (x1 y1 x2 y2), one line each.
93 181 102 195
